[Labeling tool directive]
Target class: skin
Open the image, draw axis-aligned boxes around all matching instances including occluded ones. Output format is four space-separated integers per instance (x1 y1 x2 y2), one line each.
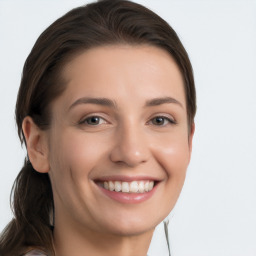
23 45 194 256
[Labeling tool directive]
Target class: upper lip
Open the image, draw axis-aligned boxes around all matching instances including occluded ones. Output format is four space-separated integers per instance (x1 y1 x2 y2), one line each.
93 175 162 182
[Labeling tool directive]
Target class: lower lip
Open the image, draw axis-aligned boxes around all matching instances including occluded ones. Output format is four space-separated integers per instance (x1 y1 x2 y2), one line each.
97 184 158 204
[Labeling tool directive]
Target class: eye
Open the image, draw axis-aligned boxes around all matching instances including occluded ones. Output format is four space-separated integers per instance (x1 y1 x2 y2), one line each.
150 116 176 126
80 116 107 126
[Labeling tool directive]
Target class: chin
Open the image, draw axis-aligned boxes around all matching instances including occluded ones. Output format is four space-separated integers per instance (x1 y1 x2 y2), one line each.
97 212 164 237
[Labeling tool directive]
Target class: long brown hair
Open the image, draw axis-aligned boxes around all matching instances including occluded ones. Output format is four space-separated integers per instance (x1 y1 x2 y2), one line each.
0 0 196 255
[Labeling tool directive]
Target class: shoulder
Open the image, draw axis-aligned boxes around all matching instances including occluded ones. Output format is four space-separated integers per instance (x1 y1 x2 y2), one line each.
23 249 47 256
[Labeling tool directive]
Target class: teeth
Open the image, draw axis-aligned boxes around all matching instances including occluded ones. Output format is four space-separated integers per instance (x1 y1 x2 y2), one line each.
145 181 149 192
109 181 115 191
122 182 129 192
102 180 154 193
130 181 139 193
114 181 122 192
148 181 154 190
138 181 144 193
103 181 108 190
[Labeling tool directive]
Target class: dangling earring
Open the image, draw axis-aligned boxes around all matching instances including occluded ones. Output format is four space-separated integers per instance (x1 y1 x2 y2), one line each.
164 218 171 256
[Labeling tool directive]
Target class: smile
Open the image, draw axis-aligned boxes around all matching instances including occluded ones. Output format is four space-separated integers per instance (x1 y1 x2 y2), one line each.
95 178 158 204
100 180 154 193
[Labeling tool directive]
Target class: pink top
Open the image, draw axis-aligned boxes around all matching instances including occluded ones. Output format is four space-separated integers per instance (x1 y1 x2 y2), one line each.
24 249 47 256
24 249 150 255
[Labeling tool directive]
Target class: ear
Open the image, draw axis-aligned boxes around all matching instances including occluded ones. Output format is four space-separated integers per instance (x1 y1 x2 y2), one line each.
188 122 195 157
22 116 50 173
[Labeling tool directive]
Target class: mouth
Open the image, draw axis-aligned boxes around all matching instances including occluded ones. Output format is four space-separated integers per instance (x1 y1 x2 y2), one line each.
93 176 160 203
96 180 156 193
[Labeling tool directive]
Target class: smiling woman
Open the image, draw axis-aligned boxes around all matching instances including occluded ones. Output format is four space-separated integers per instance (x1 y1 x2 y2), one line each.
0 1 196 256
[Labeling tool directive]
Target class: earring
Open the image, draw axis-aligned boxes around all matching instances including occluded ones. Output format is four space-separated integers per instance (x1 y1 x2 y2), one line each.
164 218 171 256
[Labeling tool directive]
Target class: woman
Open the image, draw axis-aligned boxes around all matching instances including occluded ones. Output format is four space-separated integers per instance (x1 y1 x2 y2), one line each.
0 0 196 255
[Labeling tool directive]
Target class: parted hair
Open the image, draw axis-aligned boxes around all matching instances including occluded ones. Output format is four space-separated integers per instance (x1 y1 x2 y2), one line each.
0 0 196 255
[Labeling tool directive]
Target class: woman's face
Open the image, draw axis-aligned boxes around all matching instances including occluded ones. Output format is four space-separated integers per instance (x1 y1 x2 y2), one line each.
45 45 194 236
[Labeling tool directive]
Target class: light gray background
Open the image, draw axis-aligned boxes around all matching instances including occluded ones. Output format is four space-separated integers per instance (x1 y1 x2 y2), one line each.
0 1 256 255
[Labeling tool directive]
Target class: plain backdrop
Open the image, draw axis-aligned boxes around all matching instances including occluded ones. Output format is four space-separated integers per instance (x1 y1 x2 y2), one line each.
0 1 256 255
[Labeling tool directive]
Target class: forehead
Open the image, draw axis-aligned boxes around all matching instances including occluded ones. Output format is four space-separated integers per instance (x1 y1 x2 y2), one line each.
57 45 186 109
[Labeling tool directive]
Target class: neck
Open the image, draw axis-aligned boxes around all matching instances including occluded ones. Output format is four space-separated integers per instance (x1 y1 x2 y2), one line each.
53 223 154 256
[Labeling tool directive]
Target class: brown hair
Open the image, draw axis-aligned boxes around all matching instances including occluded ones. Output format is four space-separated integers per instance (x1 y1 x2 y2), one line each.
0 0 196 255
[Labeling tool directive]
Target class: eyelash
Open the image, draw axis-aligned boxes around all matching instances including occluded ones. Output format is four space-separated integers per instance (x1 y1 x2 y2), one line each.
147 116 176 126
79 116 107 126
79 115 176 127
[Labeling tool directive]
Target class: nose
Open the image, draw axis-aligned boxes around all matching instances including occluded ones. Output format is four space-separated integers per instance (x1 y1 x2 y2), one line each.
109 123 149 167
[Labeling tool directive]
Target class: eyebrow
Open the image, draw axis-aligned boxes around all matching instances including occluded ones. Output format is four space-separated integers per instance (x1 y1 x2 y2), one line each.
69 97 117 110
69 96 183 110
145 97 183 108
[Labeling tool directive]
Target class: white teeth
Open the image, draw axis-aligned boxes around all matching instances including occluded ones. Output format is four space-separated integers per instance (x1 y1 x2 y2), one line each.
148 181 154 190
138 181 144 193
122 182 129 192
115 181 122 192
109 181 115 191
130 181 139 193
101 180 155 193
145 181 149 192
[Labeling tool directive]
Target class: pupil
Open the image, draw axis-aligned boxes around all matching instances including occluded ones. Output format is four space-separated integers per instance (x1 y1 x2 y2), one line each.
154 117 164 125
88 117 99 125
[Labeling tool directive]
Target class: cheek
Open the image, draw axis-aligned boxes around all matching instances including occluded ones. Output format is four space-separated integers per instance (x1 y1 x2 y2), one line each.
50 130 107 177
147 133 191 218
152 133 190 182
48 129 109 214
